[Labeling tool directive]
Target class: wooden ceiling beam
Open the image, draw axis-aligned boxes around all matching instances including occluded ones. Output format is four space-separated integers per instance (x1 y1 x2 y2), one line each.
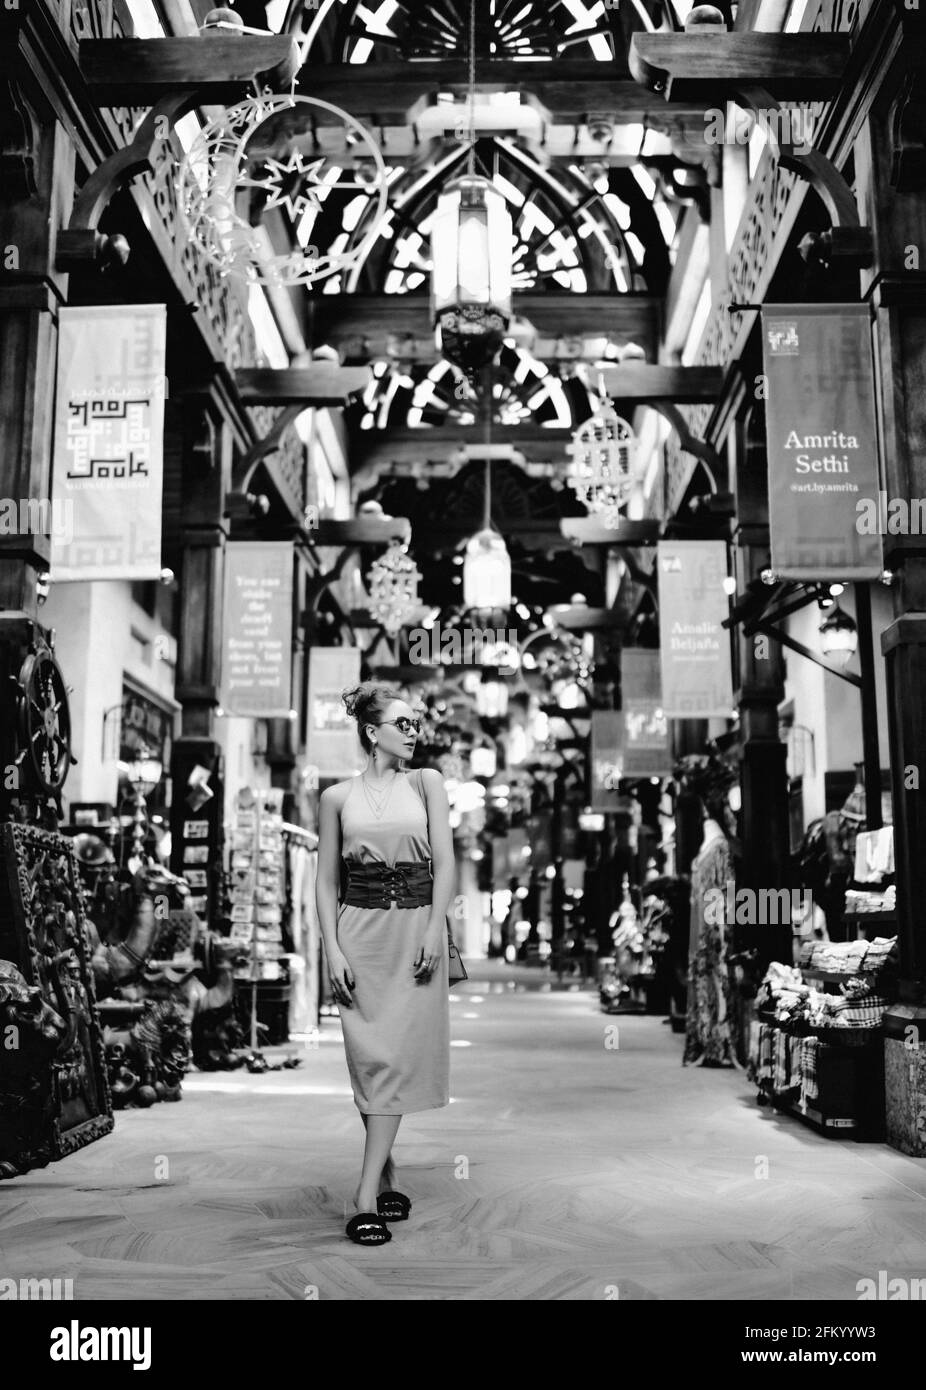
351 425 573 469
78 37 298 104
291 61 705 124
628 32 850 102
312 294 660 353
236 365 371 404
598 363 723 404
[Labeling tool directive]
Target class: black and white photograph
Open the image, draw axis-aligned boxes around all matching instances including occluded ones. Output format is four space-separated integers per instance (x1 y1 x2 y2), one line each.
1 0 925 1356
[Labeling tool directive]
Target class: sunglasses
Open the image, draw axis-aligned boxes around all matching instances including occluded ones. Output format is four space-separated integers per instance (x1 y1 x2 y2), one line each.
380 717 422 735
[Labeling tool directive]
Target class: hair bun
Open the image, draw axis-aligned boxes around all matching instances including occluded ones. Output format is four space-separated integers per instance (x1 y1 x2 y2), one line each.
341 684 365 720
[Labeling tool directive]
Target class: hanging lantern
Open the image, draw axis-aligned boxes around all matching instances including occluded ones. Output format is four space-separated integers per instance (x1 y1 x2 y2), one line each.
431 175 513 375
475 674 509 720
470 744 497 779
566 403 636 527
819 602 858 668
367 542 422 635
463 529 511 610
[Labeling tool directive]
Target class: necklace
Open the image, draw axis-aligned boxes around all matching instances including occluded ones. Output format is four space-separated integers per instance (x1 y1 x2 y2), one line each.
360 770 398 821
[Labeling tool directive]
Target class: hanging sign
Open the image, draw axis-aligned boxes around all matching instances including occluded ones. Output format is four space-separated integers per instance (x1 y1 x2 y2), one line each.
305 647 363 780
657 540 733 718
50 305 165 581
590 710 624 811
222 542 293 717
621 649 671 777
762 304 883 579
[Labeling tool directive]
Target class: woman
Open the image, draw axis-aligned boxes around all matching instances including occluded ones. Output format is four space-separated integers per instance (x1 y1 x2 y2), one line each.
315 681 454 1245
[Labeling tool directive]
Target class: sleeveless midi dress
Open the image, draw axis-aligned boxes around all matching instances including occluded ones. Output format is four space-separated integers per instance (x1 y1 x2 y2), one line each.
336 770 450 1115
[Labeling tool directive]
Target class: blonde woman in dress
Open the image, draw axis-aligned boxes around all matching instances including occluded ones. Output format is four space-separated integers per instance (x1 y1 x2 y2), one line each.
316 682 453 1245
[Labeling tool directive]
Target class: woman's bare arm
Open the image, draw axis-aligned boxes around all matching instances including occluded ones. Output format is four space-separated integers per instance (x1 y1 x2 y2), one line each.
422 767 455 927
316 784 354 1003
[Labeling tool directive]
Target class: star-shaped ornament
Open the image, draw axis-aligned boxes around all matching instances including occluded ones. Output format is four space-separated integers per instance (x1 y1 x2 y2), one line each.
240 148 377 221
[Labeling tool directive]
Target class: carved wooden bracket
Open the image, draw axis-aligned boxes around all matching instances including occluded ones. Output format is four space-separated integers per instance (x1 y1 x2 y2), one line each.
735 85 872 267
56 35 298 269
649 402 723 496
56 92 196 268
230 403 303 499
0 79 39 200
628 32 872 266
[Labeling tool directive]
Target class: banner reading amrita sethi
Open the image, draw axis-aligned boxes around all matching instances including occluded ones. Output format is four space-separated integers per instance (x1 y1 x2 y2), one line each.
51 305 166 581
762 303 883 580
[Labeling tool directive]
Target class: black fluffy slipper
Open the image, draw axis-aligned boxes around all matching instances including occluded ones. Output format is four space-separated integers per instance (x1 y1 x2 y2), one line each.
377 1190 412 1222
346 1212 392 1245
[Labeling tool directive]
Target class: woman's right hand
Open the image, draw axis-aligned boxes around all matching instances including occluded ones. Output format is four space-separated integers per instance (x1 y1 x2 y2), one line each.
328 948 355 1008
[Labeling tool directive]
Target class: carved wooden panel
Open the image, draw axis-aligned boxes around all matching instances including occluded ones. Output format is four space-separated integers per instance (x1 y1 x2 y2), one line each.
0 824 113 1177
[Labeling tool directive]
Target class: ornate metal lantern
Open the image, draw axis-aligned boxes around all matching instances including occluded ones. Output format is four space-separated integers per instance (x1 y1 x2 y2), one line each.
431 175 513 375
367 542 422 635
566 403 636 527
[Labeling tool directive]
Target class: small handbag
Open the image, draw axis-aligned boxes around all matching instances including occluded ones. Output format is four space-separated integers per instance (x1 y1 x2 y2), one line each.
447 919 468 984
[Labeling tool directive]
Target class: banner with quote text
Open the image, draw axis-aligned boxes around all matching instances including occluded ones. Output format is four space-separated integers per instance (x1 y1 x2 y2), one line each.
222 542 293 718
657 540 733 719
762 304 883 580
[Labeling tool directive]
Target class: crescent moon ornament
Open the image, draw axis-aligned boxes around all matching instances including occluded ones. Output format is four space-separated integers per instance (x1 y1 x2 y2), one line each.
175 94 389 288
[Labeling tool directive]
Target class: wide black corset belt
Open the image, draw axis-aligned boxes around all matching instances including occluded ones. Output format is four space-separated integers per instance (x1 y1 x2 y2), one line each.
343 860 433 909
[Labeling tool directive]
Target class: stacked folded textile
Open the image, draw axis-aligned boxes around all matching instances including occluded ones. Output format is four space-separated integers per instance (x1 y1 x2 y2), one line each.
802 936 898 977
800 1037 820 1105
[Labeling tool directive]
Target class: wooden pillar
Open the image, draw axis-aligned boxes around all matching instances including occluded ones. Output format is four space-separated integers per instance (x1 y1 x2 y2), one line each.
0 108 73 616
167 401 230 919
856 95 926 1151
734 542 791 966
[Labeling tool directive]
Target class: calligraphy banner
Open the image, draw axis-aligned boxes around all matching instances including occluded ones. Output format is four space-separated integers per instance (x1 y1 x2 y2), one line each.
621 648 671 777
51 305 165 580
590 710 624 811
762 304 883 579
222 542 293 718
305 646 362 779
657 540 733 718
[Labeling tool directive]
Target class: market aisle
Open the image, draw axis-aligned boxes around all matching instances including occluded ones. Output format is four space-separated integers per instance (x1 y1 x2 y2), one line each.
3 968 926 1301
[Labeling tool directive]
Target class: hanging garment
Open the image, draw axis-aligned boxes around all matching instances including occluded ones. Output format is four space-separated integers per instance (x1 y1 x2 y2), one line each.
683 826 736 1066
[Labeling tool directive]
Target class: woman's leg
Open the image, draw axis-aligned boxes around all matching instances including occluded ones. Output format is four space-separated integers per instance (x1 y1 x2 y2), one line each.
355 1114 402 1211
359 1115 399 1193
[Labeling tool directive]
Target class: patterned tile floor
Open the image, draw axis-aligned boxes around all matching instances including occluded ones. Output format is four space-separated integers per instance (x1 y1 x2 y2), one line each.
2 964 926 1300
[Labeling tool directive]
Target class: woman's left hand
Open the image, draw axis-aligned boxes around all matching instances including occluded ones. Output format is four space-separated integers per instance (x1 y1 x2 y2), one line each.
413 924 444 980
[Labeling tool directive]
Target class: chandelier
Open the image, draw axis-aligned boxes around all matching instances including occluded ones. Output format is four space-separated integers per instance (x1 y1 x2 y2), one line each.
566 403 636 527
367 542 422 635
429 0 512 375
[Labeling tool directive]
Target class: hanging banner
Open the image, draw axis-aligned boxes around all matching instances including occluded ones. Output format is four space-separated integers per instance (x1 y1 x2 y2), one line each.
51 305 165 580
305 646 363 779
657 540 733 718
621 648 671 777
590 710 624 811
222 542 293 717
762 304 883 579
